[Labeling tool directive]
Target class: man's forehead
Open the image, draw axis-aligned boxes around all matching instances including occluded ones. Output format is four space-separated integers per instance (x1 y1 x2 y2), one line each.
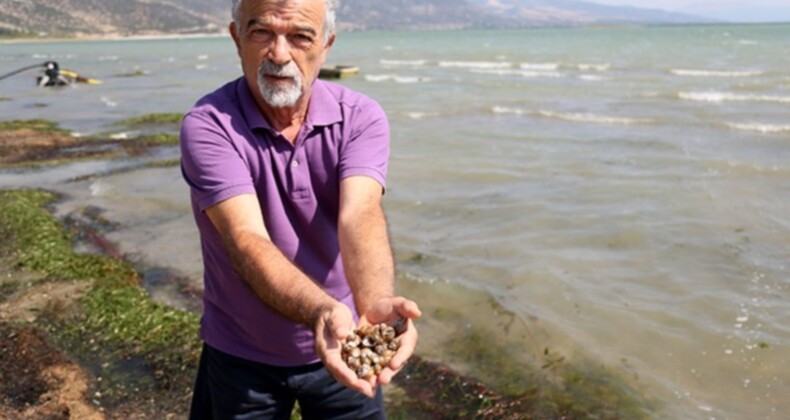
242 0 323 24
240 0 323 15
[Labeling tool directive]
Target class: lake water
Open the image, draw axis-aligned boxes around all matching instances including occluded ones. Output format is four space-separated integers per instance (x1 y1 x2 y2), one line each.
1 25 788 419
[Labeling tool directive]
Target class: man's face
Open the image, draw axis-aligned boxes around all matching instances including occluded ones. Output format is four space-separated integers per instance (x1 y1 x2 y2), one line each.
231 0 334 109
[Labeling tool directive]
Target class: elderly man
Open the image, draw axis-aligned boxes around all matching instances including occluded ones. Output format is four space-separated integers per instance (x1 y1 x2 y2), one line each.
180 0 421 418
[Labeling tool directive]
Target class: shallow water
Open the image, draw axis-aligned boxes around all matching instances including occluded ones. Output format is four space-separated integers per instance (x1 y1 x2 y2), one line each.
1 25 789 419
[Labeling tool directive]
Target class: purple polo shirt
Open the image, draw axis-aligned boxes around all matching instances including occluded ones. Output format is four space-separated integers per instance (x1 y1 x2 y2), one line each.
180 77 389 366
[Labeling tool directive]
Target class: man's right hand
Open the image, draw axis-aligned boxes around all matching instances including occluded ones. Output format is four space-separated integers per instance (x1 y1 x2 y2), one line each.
314 304 378 398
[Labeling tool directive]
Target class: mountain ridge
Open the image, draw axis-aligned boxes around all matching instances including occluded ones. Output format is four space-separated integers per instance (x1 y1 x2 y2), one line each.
0 0 706 37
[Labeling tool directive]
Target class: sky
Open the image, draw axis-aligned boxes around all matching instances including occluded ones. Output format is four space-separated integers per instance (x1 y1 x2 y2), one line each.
588 0 790 22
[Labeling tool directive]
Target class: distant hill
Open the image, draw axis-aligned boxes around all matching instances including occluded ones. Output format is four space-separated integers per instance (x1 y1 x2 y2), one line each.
0 0 706 37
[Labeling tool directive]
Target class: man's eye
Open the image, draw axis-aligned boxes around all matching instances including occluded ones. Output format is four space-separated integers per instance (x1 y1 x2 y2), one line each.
250 29 272 38
294 34 314 43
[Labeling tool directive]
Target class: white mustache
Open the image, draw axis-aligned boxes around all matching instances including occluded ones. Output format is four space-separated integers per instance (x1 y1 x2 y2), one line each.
258 60 299 79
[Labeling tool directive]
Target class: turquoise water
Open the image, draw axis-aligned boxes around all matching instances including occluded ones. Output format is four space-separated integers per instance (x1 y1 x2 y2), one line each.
1 25 789 418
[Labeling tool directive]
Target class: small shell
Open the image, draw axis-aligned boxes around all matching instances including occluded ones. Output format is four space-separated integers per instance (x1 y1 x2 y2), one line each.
357 365 373 379
369 354 381 366
347 356 362 370
343 341 359 352
358 324 375 338
360 348 375 360
381 349 395 365
387 337 401 351
381 326 396 341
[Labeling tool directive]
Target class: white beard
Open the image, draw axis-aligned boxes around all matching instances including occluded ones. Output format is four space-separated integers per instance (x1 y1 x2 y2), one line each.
257 60 303 108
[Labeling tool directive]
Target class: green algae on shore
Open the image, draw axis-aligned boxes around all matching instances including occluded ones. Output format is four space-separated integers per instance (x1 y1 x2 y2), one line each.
0 118 70 134
118 113 184 126
0 189 200 412
0 118 182 168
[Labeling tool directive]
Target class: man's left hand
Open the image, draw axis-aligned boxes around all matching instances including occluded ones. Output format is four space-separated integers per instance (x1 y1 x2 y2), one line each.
359 296 422 385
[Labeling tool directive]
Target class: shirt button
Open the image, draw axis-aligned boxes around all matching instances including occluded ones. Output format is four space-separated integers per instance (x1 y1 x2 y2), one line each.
291 160 299 168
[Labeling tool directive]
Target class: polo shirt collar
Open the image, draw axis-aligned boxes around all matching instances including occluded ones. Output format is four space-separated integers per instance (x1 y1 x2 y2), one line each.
305 80 343 127
237 77 342 132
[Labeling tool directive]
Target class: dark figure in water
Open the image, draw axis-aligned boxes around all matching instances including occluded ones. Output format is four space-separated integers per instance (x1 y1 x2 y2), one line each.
37 61 70 87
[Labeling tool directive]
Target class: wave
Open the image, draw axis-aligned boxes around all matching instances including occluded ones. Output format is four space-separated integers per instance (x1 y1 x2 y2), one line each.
492 107 648 125
197 54 209 60
364 74 430 84
538 110 651 125
439 61 512 69
727 122 790 134
670 69 763 78
577 63 611 72
380 59 427 67
406 112 439 120
472 69 563 78
578 74 608 82
679 91 790 104
100 96 118 108
520 62 559 71
492 106 529 116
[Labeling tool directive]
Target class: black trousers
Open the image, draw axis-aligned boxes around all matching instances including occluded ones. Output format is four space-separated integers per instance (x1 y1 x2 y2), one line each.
189 343 386 420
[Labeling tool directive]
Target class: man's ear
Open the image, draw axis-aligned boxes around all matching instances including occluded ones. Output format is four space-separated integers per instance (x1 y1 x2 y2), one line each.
325 33 336 50
230 21 241 51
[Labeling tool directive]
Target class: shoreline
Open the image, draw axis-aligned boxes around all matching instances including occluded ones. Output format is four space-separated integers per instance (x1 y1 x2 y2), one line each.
3 20 789 45
0 31 229 45
0 118 655 418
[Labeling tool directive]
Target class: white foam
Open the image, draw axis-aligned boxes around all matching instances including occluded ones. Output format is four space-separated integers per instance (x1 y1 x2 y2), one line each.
195 64 209 70
577 63 611 72
380 59 427 67
439 61 511 69
90 180 116 197
472 69 563 78
101 96 118 108
679 91 790 104
197 54 209 60
727 122 790 134
406 112 439 120
738 39 758 45
364 74 430 84
578 74 608 82
539 110 650 125
671 69 762 77
520 62 559 71
492 106 528 115
98 56 119 61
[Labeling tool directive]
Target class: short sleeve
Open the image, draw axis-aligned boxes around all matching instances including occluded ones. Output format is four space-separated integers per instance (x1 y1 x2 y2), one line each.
337 99 390 190
180 111 256 211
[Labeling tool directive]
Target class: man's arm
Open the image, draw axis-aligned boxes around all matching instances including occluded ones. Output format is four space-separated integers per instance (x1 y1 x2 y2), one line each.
336 176 421 387
338 176 396 316
205 193 340 327
205 193 378 396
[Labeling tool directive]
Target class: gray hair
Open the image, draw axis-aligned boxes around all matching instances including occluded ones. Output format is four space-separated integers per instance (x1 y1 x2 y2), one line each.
232 0 338 45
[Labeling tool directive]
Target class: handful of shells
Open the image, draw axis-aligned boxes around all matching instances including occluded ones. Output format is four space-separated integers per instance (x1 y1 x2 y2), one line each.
342 322 401 379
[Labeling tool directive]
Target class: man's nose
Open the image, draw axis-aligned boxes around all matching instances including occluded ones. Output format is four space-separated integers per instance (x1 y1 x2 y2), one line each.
268 35 291 65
